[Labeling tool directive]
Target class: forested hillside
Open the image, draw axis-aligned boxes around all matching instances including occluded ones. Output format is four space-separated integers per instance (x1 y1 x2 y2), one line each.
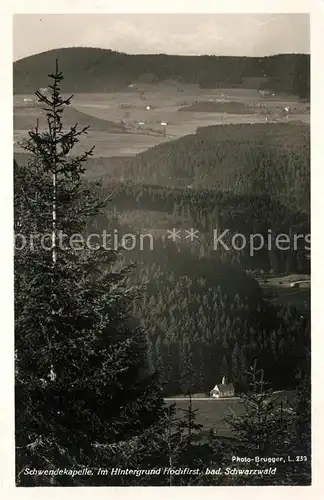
14 48 310 98
96 123 309 211
79 120 310 395
127 244 309 396
14 125 310 396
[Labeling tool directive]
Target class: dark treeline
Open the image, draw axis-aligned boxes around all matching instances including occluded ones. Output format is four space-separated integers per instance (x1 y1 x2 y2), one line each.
90 182 310 275
14 48 310 98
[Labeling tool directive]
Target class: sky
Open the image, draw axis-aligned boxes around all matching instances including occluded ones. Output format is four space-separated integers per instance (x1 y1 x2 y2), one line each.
13 13 309 61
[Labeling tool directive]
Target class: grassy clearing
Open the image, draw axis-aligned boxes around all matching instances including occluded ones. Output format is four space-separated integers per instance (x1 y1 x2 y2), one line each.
165 390 296 437
258 274 310 311
259 274 310 287
166 398 245 437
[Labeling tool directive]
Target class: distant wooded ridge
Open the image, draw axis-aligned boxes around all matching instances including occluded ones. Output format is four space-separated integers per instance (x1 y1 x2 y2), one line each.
13 47 310 98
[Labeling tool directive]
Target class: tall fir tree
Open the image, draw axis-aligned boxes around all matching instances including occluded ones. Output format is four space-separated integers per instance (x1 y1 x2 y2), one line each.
14 61 164 486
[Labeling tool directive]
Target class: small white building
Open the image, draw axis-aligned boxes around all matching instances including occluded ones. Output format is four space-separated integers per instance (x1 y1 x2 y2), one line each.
290 280 310 289
145 105 152 111
23 97 35 107
210 376 235 398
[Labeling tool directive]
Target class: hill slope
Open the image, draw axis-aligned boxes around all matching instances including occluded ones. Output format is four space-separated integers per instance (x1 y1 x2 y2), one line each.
100 122 310 211
14 47 310 98
14 104 127 133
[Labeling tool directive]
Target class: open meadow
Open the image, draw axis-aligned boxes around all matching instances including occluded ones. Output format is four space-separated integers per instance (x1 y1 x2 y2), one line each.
164 390 296 437
167 398 245 437
14 83 309 159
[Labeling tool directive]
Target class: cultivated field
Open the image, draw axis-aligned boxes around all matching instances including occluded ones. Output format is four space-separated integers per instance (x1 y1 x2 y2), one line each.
13 84 309 159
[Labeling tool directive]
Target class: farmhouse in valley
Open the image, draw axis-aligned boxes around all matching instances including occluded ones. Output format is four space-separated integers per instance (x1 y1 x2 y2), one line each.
210 376 235 398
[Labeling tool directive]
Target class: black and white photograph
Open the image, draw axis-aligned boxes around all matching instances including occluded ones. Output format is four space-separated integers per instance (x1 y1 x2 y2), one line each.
10 7 313 490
